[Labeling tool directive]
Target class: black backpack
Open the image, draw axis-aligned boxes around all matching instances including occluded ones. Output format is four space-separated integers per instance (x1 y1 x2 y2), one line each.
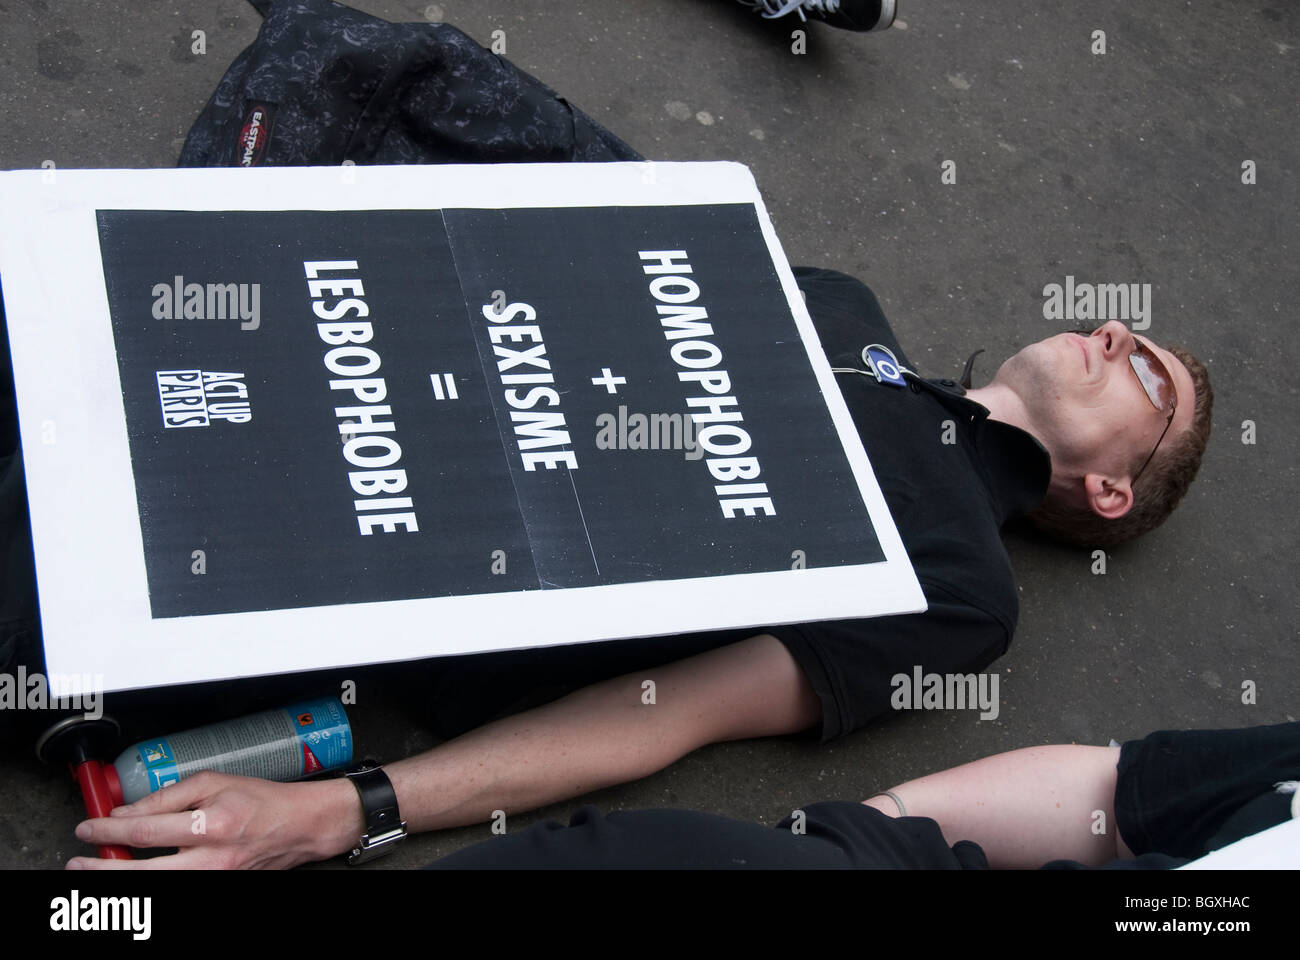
178 0 643 167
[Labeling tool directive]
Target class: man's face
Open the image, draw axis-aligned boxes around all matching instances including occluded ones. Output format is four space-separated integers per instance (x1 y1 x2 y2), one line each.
993 320 1196 485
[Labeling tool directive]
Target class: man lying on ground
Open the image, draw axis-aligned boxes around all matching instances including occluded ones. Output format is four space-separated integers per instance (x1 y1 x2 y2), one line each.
38 2 1213 869
64 286 1213 869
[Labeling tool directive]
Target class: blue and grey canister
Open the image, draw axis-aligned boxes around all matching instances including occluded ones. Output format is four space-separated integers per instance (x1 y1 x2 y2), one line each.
111 697 352 805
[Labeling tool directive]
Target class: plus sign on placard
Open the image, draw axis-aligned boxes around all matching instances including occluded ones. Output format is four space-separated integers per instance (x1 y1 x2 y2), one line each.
591 368 626 394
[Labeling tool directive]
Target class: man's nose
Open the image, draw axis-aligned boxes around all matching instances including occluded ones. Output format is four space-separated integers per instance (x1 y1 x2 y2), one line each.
1093 320 1133 362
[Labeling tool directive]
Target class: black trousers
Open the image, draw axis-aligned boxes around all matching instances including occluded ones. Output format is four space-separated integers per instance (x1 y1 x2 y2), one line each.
429 801 988 869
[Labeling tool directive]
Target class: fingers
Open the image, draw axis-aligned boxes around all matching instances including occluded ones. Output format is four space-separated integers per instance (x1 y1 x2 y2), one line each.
67 775 325 870
66 846 223 870
76 810 208 851
110 770 226 817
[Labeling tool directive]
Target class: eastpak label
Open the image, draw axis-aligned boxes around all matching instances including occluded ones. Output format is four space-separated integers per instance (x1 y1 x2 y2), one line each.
235 101 276 167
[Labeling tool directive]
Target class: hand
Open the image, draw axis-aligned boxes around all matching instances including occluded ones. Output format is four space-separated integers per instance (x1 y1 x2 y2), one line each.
66 771 362 870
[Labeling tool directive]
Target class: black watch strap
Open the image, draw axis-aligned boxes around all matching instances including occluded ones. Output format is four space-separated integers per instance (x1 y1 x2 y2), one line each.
344 761 407 865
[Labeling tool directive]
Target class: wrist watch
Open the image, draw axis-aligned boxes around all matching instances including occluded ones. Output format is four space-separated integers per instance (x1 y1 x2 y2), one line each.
344 760 407 865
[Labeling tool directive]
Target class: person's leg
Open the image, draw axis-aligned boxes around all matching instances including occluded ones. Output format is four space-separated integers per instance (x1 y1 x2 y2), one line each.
429 801 977 869
864 744 1128 868
428 804 855 868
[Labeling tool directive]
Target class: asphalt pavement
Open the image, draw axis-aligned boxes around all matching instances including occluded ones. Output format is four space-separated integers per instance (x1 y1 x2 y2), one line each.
0 0 1295 871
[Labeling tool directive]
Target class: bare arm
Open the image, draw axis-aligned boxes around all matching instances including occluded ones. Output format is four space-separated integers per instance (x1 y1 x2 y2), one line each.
378 632 818 835
71 632 821 868
863 744 1134 868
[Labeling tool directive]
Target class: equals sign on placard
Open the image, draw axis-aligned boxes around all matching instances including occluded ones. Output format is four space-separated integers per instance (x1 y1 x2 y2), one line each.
430 373 459 400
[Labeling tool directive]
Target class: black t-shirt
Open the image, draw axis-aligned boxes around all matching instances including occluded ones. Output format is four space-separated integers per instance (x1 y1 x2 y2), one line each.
765 268 1050 740
426 267 1052 741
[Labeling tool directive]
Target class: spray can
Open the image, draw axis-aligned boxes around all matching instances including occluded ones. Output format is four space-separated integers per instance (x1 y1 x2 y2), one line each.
105 697 352 806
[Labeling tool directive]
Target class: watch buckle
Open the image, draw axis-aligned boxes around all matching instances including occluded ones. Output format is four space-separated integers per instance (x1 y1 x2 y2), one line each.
348 821 408 865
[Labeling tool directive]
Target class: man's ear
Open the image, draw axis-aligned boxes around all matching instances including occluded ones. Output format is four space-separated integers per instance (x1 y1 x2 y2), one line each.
1084 473 1134 519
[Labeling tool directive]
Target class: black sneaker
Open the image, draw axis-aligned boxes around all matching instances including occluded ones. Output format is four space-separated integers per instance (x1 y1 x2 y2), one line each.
736 0 897 32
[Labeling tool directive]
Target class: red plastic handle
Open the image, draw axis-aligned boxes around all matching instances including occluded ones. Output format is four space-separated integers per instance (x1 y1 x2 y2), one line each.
72 759 132 860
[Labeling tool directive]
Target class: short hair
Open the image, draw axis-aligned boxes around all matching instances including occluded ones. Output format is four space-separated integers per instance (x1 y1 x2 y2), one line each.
1029 344 1213 548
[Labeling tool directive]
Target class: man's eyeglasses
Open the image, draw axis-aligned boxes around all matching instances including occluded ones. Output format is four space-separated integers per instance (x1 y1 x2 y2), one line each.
1128 338 1177 484
1070 329 1178 483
